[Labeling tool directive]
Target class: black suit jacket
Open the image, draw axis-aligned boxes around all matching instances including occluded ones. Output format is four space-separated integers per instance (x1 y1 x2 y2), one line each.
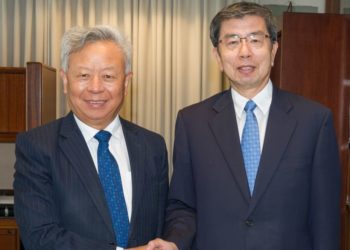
164 86 340 250
14 112 168 250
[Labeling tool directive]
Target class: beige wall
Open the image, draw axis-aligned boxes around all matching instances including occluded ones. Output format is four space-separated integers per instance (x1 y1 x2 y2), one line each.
0 143 16 189
260 0 325 12
341 0 350 13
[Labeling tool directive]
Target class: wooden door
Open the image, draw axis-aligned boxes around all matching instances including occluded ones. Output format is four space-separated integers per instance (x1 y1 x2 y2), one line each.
345 14 350 250
0 68 26 142
271 12 350 250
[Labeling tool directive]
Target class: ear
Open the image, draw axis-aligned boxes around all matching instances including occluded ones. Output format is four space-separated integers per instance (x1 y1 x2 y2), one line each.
271 41 279 67
212 47 224 71
60 69 69 94
123 72 133 96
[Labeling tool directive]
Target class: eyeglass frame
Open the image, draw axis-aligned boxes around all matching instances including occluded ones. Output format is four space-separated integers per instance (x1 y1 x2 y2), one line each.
218 32 271 50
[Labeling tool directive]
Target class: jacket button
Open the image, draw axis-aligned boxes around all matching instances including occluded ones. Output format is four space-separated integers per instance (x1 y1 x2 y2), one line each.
245 219 254 227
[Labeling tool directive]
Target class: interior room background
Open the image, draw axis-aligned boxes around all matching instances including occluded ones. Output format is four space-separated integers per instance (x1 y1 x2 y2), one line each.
1 0 349 189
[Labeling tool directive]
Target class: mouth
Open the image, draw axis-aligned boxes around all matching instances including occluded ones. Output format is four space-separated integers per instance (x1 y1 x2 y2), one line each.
237 65 255 74
85 99 107 107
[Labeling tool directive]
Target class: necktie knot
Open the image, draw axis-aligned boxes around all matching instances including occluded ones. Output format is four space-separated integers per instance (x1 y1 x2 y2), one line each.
244 100 257 112
94 130 112 143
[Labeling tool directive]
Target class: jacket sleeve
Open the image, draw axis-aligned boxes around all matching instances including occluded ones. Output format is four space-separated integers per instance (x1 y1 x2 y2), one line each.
310 110 341 250
163 111 196 250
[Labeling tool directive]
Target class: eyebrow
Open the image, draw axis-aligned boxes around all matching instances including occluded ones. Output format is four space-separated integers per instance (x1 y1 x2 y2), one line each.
222 31 264 39
74 66 118 71
101 66 118 71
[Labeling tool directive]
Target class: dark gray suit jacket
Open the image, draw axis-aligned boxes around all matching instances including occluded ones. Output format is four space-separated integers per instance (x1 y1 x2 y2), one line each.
164 86 340 250
14 112 168 250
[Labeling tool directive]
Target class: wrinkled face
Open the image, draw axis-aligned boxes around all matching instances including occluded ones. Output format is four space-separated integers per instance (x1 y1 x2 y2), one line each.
213 15 278 98
60 41 132 129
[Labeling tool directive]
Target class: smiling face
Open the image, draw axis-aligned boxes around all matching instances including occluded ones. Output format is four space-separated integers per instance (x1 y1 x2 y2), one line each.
213 15 278 98
60 40 132 130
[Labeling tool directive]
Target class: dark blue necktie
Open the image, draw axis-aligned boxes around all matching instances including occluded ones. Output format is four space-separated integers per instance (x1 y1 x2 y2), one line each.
241 100 261 195
95 130 129 248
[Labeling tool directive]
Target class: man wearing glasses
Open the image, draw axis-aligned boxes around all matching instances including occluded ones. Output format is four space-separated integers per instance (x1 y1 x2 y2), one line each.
147 2 340 250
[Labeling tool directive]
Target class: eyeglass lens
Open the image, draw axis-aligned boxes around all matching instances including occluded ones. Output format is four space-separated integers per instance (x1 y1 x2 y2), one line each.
220 32 269 50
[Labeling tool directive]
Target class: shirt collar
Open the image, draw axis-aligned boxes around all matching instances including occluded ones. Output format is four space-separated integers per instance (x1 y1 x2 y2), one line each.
74 114 122 143
231 80 273 119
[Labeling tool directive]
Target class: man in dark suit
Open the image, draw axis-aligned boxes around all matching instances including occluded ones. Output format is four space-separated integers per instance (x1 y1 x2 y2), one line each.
14 25 168 250
147 2 340 250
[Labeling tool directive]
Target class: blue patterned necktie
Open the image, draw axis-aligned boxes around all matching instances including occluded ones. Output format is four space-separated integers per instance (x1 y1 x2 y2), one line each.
241 100 261 195
95 130 129 248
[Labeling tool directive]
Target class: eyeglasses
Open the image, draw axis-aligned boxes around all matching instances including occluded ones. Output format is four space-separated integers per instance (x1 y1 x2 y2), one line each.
219 32 270 50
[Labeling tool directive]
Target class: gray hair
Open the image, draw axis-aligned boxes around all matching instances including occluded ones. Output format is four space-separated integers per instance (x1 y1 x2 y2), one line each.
210 2 278 47
60 25 132 73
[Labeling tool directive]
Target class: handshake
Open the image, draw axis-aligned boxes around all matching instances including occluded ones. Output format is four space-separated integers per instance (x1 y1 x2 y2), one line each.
127 239 178 250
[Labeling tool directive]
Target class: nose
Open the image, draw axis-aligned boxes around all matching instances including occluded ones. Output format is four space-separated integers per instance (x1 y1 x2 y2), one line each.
238 39 252 58
87 75 104 92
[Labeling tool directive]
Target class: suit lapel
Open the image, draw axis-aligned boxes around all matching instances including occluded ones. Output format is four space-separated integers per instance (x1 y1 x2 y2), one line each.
58 112 114 235
247 87 296 214
120 118 146 241
209 91 251 203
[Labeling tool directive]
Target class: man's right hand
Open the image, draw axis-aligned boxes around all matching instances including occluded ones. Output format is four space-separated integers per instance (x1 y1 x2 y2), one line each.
146 238 178 250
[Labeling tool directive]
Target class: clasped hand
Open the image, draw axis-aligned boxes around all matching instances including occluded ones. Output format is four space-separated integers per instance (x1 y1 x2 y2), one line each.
126 238 178 250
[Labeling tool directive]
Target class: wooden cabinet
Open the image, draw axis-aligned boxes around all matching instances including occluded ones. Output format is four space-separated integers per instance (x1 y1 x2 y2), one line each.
0 62 56 142
0 62 57 249
271 12 350 250
0 219 20 250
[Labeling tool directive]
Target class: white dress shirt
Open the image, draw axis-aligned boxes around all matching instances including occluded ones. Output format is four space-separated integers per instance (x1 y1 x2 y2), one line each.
74 114 132 250
231 80 273 152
